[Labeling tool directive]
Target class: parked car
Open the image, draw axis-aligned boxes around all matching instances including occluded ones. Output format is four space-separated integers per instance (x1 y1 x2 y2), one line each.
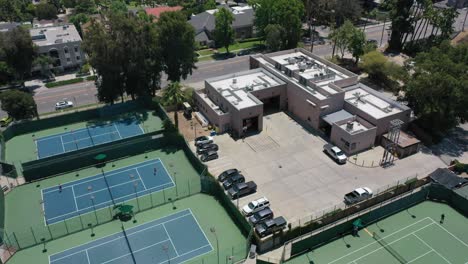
242 197 270 216
367 39 378 45
200 150 218 162
255 216 287 237
249 207 273 225
344 187 373 205
218 168 239 182
195 136 213 147
0 116 13 127
237 49 251 56
323 144 347 164
222 173 245 190
55 101 74 110
228 181 257 199
197 143 219 155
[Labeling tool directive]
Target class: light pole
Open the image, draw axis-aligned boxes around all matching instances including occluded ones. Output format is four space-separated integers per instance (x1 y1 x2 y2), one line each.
380 17 387 47
210 227 219 264
133 181 140 212
90 195 99 224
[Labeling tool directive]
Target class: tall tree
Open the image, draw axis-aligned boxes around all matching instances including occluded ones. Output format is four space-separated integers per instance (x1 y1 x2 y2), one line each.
264 24 285 51
162 82 185 129
404 42 468 136
334 0 362 26
329 20 354 59
250 0 304 49
384 0 414 51
214 7 234 54
157 11 197 82
0 90 37 120
35 2 58 20
0 0 23 22
348 27 366 64
0 27 36 81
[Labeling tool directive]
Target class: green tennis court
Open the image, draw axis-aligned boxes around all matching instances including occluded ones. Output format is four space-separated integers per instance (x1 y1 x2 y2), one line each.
286 201 468 264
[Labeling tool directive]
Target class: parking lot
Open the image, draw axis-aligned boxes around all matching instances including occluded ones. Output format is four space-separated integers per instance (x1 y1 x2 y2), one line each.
194 112 446 226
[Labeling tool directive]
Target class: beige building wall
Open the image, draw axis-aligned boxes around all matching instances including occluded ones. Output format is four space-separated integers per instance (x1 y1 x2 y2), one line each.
330 117 377 155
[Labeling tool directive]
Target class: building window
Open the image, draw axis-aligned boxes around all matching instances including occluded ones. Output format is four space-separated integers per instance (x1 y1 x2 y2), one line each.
340 138 350 149
76 56 81 61
67 58 71 62
64 47 68 54
74 46 79 52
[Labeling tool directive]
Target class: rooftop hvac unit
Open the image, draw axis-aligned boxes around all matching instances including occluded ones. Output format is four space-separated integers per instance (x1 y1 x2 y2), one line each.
346 121 354 130
233 78 237 84
287 57 296 64
233 100 239 105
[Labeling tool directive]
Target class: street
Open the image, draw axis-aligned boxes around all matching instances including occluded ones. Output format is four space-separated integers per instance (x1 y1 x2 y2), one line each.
1 7 466 118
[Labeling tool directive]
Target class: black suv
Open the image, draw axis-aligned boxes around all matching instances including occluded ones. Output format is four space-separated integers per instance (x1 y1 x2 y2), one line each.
200 151 218 162
228 181 257 199
197 143 219 155
218 168 239 182
249 208 273 225
255 216 287 237
222 174 245 190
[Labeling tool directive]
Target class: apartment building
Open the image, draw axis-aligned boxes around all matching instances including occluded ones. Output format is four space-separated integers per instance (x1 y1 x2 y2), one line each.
30 24 85 73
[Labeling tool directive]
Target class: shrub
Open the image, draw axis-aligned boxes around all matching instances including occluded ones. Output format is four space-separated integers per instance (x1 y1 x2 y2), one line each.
45 78 84 88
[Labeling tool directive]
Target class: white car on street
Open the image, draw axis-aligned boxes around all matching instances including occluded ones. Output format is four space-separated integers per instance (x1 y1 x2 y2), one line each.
55 101 74 110
242 197 270 216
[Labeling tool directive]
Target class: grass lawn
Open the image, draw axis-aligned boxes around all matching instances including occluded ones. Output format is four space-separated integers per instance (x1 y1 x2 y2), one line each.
217 39 264 53
197 49 215 56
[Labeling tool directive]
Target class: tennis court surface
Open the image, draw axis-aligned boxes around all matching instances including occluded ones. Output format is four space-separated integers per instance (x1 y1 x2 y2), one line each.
36 118 144 159
286 201 468 264
42 159 174 224
49 209 212 264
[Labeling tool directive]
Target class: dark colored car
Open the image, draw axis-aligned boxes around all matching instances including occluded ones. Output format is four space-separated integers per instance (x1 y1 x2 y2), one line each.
255 216 287 237
197 143 219 155
222 173 245 190
194 136 213 147
200 150 218 162
249 207 273 225
218 168 239 182
228 181 257 199
237 49 251 56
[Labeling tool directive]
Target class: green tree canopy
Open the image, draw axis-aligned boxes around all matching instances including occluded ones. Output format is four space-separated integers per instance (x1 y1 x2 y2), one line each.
35 2 58 20
157 11 197 82
264 24 285 52
404 42 468 136
0 27 36 81
347 27 366 64
214 7 234 54
250 0 304 49
162 81 186 129
360 51 406 92
330 20 354 58
0 90 37 120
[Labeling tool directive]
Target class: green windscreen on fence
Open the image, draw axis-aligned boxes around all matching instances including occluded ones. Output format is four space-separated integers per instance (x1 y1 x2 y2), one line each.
0 188 4 244
290 188 429 256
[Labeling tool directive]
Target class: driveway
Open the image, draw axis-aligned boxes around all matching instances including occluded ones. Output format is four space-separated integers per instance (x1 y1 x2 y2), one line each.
198 112 446 226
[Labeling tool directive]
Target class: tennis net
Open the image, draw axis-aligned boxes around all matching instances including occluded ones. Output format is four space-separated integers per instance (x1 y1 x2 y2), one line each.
373 232 407 264
121 225 137 264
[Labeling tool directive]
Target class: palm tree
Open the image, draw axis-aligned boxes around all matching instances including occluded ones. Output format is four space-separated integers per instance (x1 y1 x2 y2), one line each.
34 55 54 77
162 82 186 129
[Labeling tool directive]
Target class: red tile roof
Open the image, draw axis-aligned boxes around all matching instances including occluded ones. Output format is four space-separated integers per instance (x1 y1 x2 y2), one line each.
145 6 183 18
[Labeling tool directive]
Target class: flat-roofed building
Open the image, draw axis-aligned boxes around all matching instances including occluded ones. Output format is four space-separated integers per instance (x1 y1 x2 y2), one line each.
194 48 414 154
30 24 85 73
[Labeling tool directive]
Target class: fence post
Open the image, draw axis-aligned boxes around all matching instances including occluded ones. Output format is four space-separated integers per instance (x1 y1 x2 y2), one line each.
30 227 38 244
12 232 20 250
47 224 53 239
78 213 84 229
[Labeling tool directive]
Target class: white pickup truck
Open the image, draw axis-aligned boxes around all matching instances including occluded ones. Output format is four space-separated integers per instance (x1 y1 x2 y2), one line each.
344 187 373 205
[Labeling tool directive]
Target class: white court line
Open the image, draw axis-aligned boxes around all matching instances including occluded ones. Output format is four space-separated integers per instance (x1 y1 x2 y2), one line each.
413 234 452 264
47 182 175 222
71 186 79 211
138 123 145 134
407 250 433 263
188 208 213 251
59 135 66 153
135 169 148 190
328 217 432 264
113 123 123 139
100 239 171 264
42 160 161 194
154 244 213 264
50 212 193 262
345 223 435 264
429 218 468 249
163 223 180 256
85 250 91 264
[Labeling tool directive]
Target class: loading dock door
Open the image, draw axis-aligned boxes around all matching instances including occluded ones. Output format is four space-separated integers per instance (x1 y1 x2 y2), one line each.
243 116 259 133
261 96 280 115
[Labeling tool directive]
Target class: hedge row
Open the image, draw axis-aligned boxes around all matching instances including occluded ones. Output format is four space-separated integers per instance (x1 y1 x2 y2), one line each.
45 76 96 88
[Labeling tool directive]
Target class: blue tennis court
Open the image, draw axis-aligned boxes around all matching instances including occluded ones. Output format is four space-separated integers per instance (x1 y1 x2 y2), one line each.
49 209 212 264
36 118 144 159
42 159 174 225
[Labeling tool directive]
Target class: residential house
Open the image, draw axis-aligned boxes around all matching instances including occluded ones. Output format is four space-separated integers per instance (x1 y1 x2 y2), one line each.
189 5 255 47
145 6 183 21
